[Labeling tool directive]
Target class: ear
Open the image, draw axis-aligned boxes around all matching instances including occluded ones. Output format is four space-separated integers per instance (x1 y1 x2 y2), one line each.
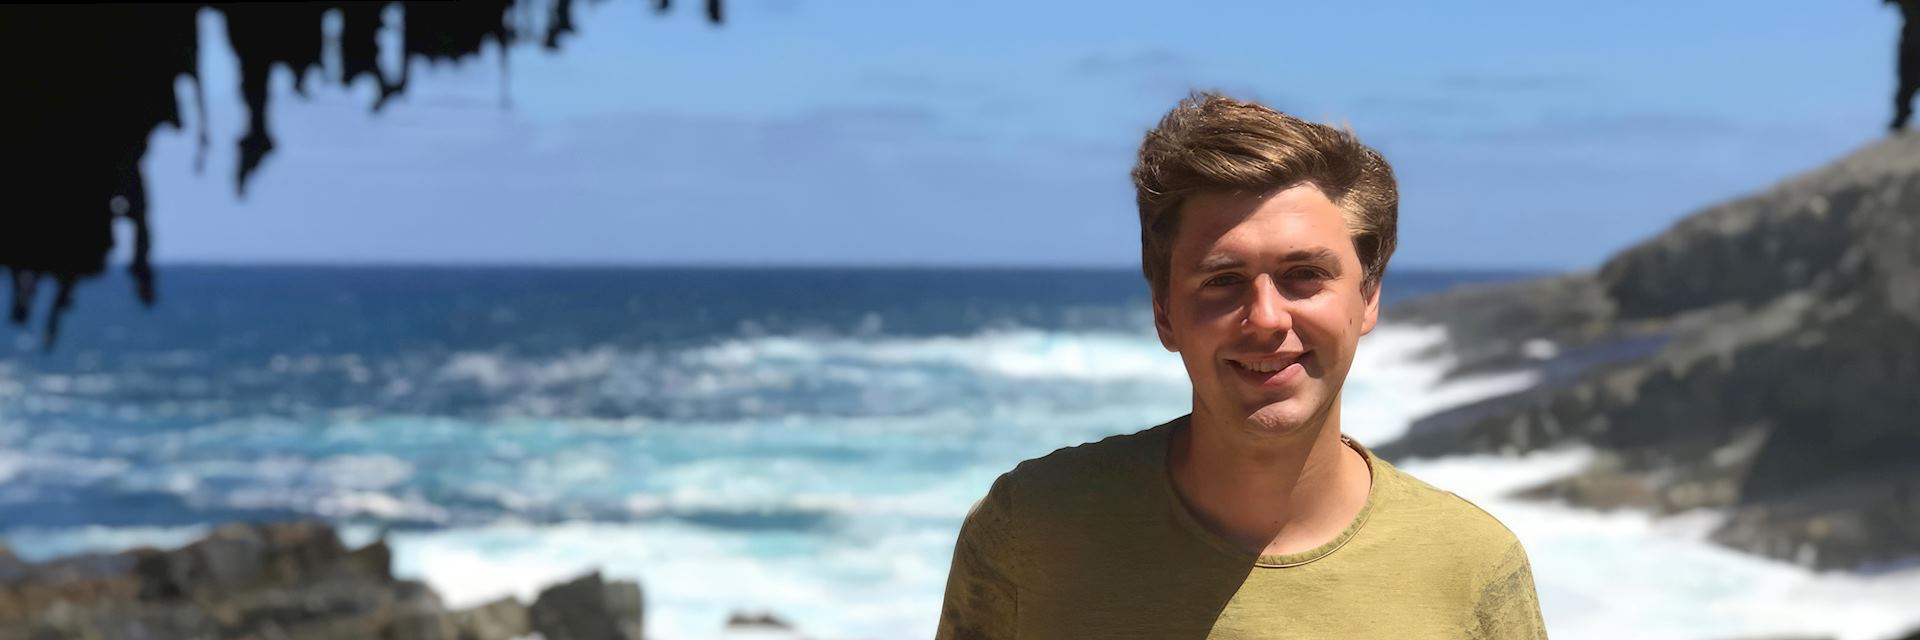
1152 294 1180 352
1359 280 1382 336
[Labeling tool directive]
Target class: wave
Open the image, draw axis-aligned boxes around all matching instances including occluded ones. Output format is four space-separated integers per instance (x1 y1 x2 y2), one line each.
0 448 131 485
1402 450 1920 640
684 329 1188 382
1342 324 1541 445
384 520 957 640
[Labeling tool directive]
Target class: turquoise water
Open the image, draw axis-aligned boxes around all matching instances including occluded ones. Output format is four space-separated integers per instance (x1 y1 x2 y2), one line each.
0 266 1514 534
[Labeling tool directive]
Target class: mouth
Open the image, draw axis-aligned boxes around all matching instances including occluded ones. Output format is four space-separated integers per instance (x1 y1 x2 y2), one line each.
1227 352 1310 386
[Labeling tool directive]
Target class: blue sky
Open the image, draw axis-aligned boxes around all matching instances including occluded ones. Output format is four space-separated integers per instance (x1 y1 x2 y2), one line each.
140 0 1896 270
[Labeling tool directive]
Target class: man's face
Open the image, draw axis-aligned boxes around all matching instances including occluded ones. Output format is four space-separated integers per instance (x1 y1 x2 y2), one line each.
1153 184 1380 441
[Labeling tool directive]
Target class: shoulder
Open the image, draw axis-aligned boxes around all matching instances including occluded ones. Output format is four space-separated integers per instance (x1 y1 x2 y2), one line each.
1005 419 1172 495
991 417 1179 527
1369 456 1529 566
1369 463 1550 636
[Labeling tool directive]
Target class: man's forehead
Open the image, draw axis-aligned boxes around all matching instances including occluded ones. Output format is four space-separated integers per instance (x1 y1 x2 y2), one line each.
1175 183 1353 254
1193 246 1344 271
1181 185 1346 232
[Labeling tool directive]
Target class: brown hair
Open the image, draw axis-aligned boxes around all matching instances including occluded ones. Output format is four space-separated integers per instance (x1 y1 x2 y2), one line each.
1131 92 1398 301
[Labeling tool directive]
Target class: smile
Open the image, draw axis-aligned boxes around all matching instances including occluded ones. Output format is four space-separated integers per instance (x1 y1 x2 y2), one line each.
1226 353 1310 386
1232 359 1295 373
1228 353 1307 372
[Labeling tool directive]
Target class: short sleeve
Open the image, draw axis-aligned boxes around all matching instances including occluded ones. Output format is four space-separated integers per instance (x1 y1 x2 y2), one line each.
935 473 1019 640
1471 540 1550 639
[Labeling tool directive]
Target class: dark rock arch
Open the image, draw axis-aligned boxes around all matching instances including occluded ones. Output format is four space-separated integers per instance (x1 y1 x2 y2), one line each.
2 1 723 349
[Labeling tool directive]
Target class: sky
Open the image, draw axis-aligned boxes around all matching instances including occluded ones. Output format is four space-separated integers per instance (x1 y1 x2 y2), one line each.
137 0 1898 270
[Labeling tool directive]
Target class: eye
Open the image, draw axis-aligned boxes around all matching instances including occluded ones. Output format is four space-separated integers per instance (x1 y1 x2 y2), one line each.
1203 274 1245 287
1285 267 1330 281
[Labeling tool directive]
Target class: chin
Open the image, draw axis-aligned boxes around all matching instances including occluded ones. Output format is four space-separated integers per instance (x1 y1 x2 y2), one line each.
1236 399 1324 440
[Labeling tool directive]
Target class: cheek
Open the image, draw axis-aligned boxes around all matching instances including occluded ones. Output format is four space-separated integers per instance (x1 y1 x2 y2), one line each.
1294 301 1357 343
1167 308 1226 359
1189 293 1242 325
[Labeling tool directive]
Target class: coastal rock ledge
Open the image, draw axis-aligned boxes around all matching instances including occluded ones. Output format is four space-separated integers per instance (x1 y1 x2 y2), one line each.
0 521 643 640
1377 133 1920 573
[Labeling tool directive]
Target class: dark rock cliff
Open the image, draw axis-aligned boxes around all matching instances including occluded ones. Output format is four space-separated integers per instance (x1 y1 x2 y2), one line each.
1378 134 1920 571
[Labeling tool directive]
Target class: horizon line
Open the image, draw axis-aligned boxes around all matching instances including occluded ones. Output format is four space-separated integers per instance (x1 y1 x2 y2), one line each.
103 259 1569 275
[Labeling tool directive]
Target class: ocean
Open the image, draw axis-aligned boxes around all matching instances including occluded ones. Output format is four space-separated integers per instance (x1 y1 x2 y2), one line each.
2 266 1916 639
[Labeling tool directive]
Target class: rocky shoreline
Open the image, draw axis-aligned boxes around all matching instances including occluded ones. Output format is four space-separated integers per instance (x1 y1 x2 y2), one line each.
1376 133 1920 574
0 521 643 640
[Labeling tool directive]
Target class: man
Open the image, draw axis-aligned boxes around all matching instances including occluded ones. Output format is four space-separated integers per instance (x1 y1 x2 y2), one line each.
936 93 1548 639
1890 0 1920 131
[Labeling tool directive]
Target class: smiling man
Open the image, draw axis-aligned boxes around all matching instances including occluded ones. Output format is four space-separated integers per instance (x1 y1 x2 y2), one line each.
936 93 1548 639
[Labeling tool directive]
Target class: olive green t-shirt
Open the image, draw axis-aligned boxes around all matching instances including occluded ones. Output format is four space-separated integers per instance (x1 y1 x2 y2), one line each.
936 416 1549 639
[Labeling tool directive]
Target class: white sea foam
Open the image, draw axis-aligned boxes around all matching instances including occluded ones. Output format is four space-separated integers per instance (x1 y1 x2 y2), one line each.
837 330 1186 382
438 346 623 391
619 482 984 524
1403 450 1920 640
312 490 450 522
310 453 416 490
0 447 132 484
419 329 1192 420
1367 326 1920 639
437 329 1193 389
388 520 958 640
94 451 438 523
1343 324 1540 445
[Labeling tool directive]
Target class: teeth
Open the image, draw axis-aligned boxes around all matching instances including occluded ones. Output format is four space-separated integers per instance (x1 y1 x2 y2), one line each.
1236 359 1294 373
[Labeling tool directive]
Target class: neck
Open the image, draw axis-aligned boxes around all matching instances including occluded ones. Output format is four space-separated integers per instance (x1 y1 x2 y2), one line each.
1168 397 1371 557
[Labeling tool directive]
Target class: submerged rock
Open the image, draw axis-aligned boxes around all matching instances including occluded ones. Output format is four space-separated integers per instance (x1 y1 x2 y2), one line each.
727 610 795 630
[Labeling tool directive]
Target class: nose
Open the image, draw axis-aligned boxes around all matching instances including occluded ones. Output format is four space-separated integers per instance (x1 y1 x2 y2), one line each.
1245 273 1292 333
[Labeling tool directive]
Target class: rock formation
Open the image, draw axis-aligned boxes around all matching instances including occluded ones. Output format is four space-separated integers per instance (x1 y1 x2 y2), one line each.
0 521 645 640
1 1 723 350
1378 134 1920 571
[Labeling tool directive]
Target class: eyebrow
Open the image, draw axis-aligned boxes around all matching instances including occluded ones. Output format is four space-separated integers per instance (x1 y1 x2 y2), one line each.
1195 247 1343 273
